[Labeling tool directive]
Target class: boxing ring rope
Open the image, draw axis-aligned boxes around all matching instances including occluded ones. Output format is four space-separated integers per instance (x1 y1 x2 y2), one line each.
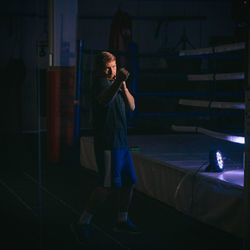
171 41 245 144
171 125 245 144
179 42 245 56
187 72 244 81
179 99 245 110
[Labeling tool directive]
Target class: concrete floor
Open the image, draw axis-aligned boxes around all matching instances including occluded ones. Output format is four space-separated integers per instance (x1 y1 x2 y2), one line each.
0 133 244 250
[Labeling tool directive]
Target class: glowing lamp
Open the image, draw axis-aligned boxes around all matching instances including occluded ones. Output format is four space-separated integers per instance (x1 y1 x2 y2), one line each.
206 150 224 172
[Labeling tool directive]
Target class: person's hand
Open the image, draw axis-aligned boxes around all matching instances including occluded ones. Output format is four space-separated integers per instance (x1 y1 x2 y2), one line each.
122 81 127 90
116 68 130 82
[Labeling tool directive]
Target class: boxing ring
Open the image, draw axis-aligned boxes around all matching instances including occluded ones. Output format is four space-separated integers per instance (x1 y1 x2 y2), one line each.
77 41 246 238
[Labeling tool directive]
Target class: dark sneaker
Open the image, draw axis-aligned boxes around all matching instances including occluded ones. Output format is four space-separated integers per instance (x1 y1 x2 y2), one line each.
70 222 91 244
113 218 142 234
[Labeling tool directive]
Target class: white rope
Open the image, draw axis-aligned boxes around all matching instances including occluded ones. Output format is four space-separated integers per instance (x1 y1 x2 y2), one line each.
187 72 244 81
180 42 245 56
171 125 245 144
214 42 245 53
179 99 245 110
180 47 213 56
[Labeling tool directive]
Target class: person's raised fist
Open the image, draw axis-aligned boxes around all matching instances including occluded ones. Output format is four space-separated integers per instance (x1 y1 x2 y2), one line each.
116 67 130 82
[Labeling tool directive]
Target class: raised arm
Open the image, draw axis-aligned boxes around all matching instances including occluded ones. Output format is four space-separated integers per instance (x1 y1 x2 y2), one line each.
122 81 135 111
97 68 130 105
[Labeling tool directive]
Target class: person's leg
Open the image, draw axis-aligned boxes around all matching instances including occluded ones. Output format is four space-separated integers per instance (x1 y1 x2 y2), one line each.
111 148 137 219
71 186 112 244
71 148 113 242
114 184 141 234
116 184 134 222
78 186 110 224
112 148 141 233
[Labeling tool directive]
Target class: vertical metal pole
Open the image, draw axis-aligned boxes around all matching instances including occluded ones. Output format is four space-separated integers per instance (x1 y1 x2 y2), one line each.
48 0 54 66
244 3 250 249
73 40 84 167
35 0 43 247
36 41 43 250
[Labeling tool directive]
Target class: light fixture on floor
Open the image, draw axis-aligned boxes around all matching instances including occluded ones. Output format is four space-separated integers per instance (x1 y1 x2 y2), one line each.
205 150 224 172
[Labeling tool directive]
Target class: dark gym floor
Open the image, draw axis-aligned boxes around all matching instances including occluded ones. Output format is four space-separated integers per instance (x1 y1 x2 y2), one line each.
0 133 244 250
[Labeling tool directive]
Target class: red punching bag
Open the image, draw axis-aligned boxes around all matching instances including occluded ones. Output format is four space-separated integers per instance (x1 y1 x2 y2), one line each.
47 66 75 163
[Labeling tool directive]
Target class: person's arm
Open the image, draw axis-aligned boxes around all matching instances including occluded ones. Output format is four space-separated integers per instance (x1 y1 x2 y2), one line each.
122 81 135 111
97 68 129 105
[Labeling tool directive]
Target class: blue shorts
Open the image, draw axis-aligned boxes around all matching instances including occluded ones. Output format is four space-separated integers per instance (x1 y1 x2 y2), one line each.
94 146 138 188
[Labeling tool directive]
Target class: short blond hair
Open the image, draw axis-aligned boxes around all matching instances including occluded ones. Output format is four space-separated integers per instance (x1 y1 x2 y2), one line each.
95 51 116 71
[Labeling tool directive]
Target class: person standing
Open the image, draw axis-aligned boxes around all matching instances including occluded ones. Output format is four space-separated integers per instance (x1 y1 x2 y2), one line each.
71 51 140 244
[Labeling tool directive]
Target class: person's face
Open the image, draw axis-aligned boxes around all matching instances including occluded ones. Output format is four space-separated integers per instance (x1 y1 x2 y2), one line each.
104 60 117 80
